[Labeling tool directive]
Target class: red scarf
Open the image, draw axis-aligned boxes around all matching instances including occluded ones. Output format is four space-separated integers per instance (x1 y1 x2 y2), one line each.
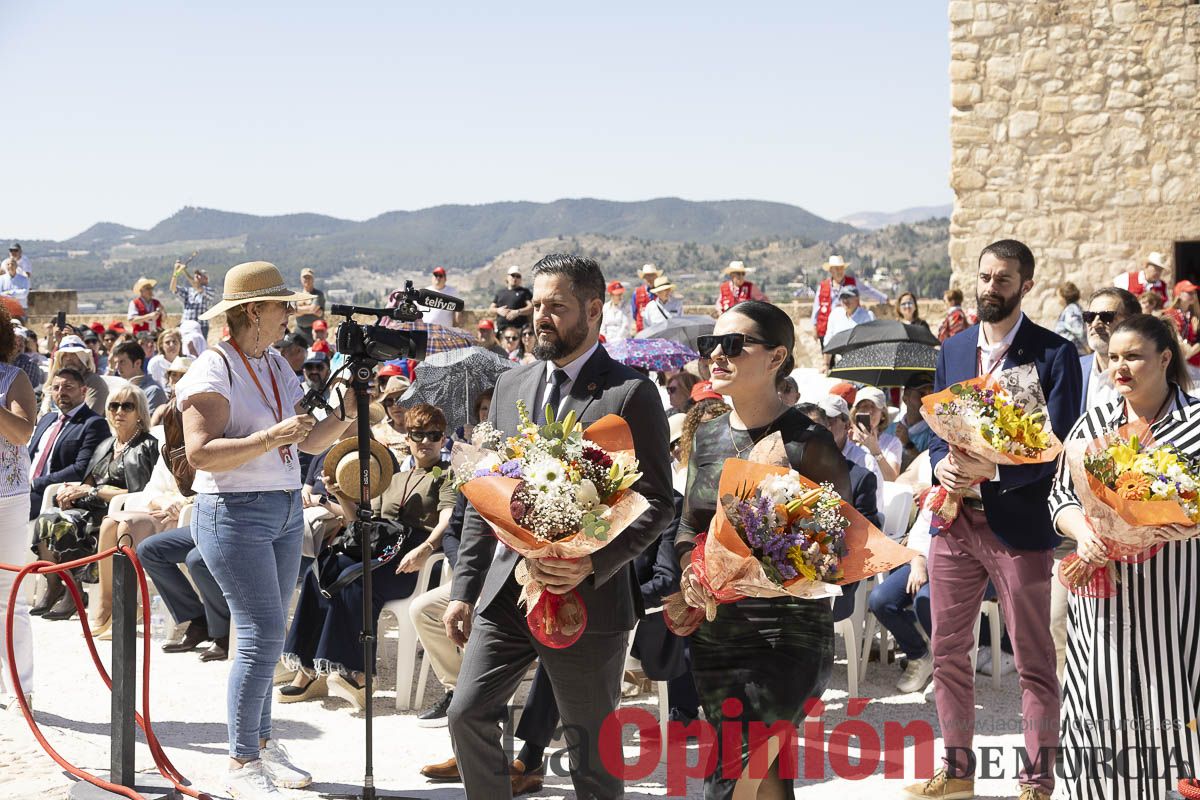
815 275 856 339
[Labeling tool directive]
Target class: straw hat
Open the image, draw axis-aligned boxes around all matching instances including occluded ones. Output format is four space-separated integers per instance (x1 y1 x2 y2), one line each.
166 356 194 375
133 277 157 293
639 263 659 277
824 255 848 270
381 375 411 399
201 261 315 321
723 261 750 276
323 436 395 501
367 402 387 426
652 275 675 293
1147 251 1167 269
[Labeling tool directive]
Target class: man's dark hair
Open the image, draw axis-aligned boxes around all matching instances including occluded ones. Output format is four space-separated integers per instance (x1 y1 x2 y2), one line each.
978 239 1036 282
531 254 606 306
1089 286 1140 318
795 401 822 418
53 367 85 385
113 341 147 368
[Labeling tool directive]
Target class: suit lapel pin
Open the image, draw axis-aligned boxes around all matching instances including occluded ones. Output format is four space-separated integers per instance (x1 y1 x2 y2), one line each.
587 382 598 392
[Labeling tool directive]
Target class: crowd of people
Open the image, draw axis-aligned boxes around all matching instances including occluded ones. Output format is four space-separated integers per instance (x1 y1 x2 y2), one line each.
0 243 1196 800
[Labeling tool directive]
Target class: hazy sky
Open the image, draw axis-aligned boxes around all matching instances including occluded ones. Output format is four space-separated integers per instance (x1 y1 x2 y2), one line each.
2 1 951 241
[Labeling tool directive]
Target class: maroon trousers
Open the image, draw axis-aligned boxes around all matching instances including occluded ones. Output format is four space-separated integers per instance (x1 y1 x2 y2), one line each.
927 504 1060 793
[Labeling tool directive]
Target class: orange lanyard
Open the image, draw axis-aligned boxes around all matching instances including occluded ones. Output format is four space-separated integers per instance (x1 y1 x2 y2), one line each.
225 339 292 464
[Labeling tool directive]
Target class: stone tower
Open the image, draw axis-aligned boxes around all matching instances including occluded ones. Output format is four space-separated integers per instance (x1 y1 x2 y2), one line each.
948 0 1200 322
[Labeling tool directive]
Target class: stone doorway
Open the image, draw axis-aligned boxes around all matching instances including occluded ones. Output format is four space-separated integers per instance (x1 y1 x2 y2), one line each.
1176 241 1200 287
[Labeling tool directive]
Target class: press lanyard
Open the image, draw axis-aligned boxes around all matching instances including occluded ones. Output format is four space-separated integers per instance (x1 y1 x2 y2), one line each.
225 339 292 465
976 343 1009 379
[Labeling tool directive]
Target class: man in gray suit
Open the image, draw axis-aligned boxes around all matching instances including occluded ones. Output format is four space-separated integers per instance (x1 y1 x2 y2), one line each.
444 254 675 799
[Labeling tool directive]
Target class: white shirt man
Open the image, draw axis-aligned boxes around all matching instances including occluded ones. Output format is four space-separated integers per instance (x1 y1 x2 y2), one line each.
3 245 31 278
823 286 876 345
0 264 30 308
422 267 462 327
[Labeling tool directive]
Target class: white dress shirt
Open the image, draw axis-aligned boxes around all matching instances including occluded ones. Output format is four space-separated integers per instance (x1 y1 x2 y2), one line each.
31 403 85 471
1 255 31 278
1086 354 1121 411
975 313 1025 376
539 341 601 403
823 305 875 345
0 272 30 307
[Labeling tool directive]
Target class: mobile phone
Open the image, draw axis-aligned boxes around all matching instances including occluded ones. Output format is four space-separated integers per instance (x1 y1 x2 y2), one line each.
55 311 67 329
855 413 872 431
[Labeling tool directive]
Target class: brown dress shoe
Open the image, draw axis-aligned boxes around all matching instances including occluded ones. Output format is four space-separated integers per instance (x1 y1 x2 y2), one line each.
420 755 460 782
511 759 544 796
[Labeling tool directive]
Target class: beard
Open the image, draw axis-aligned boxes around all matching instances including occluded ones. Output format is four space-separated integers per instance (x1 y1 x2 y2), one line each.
976 290 1021 323
532 315 590 361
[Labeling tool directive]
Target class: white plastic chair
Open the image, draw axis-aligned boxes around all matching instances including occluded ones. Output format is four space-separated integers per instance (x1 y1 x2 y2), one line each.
380 553 447 711
859 482 916 678
623 611 671 748
970 599 1004 689
832 581 871 698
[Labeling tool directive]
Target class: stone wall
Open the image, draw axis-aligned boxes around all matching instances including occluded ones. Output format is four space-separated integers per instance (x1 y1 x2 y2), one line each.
949 0 1200 324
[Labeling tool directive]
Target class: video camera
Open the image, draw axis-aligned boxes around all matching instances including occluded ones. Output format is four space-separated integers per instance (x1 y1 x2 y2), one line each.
329 281 465 364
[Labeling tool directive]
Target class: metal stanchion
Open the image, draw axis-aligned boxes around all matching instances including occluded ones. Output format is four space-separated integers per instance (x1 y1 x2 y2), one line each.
70 549 177 800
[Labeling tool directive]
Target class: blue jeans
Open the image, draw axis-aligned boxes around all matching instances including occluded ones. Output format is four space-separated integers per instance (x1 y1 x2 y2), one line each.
137 526 230 639
192 490 302 759
867 564 933 660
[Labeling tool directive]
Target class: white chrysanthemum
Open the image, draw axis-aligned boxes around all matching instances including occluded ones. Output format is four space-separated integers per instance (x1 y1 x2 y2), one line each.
758 473 802 506
1150 479 1173 498
524 458 569 492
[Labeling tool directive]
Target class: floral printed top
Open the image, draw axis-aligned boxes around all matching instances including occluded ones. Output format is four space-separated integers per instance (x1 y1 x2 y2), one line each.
0 364 30 499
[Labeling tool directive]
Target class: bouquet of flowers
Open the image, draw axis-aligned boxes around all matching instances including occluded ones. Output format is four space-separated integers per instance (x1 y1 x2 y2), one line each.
920 364 1064 529
451 402 647 647
1059 424 1200 597
663 434 914 636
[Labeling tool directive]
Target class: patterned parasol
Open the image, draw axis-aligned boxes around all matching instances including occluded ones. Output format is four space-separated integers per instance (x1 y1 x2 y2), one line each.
398 346 514 432
605 338 699 372
635 314 716 351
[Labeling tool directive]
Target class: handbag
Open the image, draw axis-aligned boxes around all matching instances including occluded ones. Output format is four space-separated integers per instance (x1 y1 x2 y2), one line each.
312 518 414 597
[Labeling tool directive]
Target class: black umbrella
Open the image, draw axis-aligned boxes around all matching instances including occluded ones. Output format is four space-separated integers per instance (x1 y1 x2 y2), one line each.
828 341 936 388
398 346 513 432
822 319 939 355
635 314 715 351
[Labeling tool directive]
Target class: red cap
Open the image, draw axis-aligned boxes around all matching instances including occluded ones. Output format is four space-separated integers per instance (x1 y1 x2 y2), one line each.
378 363 403 378
108 320 127 333
691 381 723 403
310 339 331 354
477 319 495 331
607 280 624 294
89 322 105 336
432 266 447 276
312 319 328 331
1174 280 1200 296
830 381 858 406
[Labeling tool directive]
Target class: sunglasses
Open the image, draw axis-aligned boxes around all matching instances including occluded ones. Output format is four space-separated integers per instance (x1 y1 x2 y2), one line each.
408 430 444 443
503 335 520 342
1082 310 1117 325
107 401 136 413
899 301 916 308
382 397 398 407
696 333 775 359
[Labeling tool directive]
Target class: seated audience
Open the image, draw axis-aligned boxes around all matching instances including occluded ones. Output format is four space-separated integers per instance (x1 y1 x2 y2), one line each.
894 375 935 469
867 506 934 693
147 328 183 387
279 404 455 711
850 386 903 481
776 374 800 407
137 526 232 661
40 335 110 416
110 341 168 412
27 368 109 520
30 385 158 620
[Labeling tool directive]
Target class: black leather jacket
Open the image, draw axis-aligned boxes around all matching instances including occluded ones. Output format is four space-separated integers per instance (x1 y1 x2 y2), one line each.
84 430 159 496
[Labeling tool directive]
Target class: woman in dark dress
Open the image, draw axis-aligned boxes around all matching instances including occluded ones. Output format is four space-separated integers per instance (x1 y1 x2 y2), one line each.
677 301 851 800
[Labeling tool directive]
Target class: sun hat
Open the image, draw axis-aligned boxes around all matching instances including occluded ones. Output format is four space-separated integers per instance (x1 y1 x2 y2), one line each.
668 413 687 445
639 263 659 277
133 277 157 293
381 375 411 399
166 356 194 375
652 275 675 293
200 261 315 321
824 255 848 269
323 437 395 501
1147 251 1167 269
723 261 749 275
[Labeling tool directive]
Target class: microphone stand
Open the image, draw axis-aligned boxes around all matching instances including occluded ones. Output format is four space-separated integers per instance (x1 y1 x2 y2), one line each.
352 358 379 800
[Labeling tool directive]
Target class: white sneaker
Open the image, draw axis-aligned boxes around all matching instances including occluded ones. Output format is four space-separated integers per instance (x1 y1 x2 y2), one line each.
260 738 312 789
980 649 1016 677
226 759 280 798
0 692 32 713
896 653 934 694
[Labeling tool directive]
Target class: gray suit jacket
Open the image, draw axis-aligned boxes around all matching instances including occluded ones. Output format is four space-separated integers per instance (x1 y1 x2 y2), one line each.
450 344 675 632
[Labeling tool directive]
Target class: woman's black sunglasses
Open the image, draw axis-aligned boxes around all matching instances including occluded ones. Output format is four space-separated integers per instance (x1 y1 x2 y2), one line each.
107 401 137 413
408 430 444 443
696 333 775 359
1082 310 1117 325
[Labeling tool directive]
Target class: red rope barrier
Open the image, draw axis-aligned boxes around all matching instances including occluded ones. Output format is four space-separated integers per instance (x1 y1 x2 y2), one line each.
3 545 212 799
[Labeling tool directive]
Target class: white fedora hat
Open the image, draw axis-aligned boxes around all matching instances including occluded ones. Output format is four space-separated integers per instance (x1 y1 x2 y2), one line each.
1146 251 1167 268
201 261 315 321
824 255 848 269
639 263 660 277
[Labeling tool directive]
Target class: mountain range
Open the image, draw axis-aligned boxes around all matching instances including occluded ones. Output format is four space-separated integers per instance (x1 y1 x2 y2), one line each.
8 197 950 309
838 203 953 230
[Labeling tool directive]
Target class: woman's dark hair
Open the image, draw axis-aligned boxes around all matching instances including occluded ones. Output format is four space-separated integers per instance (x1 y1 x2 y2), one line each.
515 324 534 358
1111 313 1191 392
472 388 494 424
726 300 795 377
944 288 964 306
895 291 923 323
0 305 15 361
1058 282 1081 305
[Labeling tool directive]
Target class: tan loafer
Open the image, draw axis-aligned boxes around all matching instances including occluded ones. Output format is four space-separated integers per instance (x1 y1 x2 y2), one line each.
511 759 544 796
420 755 460 782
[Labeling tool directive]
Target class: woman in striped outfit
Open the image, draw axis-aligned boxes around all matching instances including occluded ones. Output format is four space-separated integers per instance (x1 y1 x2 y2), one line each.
1049 313 1200 799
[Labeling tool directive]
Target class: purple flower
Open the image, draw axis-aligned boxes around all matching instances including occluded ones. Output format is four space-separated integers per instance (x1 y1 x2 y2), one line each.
500 459 524 478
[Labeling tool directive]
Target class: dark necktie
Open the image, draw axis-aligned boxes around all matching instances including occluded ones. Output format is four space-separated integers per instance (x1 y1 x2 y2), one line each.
535 369 569 424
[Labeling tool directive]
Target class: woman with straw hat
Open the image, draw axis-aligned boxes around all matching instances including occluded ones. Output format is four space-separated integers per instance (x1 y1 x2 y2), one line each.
175 261 358 798
642 274 682 327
